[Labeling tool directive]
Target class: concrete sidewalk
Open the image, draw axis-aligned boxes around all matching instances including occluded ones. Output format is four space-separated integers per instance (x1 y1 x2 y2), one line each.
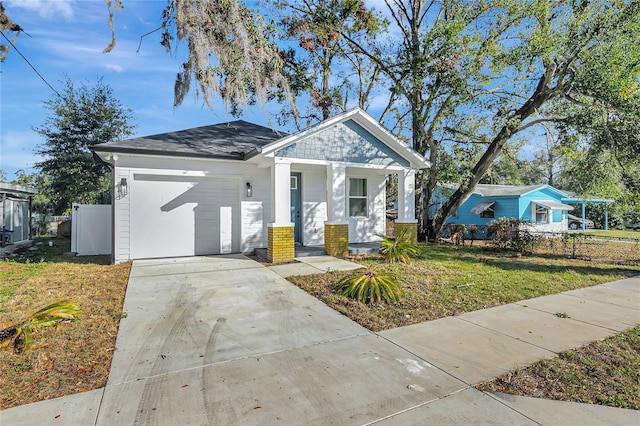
1 255 638 425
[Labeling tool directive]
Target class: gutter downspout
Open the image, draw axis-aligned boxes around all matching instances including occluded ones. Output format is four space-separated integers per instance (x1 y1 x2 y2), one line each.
110 165 115 264
29 196 33 241
1 192 5 248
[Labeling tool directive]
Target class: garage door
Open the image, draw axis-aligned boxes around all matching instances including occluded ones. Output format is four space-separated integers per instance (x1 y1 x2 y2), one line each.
130 175 239 259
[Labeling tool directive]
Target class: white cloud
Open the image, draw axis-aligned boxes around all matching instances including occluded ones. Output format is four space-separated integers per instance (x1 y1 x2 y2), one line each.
6 0 75 21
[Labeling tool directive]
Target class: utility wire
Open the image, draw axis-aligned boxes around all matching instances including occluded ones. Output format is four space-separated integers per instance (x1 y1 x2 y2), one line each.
0 30 62 98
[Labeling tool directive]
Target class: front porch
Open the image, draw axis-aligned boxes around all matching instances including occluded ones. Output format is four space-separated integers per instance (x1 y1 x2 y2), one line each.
254 242 381 263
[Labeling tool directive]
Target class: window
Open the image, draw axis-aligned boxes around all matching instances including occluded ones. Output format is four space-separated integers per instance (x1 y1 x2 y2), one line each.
471 201 495 218
480 205 494 219
290 175 298 190
535 204 548 223
349 178 367 217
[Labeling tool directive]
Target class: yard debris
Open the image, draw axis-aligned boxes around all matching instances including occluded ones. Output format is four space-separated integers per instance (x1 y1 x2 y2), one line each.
455 283 475 289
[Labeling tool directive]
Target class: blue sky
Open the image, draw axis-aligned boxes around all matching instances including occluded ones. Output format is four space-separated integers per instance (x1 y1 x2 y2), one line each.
0 0 547 183
1 0 280 181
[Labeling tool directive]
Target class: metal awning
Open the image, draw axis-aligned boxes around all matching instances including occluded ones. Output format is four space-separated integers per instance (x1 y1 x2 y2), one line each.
532 200 574 211
470 201 495 214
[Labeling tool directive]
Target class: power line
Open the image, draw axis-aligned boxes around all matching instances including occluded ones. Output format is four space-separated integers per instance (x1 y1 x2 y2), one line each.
0 30 61 98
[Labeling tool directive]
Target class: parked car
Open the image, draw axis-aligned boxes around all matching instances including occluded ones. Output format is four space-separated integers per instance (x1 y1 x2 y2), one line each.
568 214 594 230
624 221 640 229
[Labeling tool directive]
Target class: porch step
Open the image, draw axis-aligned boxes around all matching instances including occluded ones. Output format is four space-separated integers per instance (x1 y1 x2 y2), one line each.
254 243 381 262
348 242 382 255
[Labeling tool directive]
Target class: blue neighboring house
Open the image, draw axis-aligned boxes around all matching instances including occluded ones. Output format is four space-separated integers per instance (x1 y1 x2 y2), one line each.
437 184 580 236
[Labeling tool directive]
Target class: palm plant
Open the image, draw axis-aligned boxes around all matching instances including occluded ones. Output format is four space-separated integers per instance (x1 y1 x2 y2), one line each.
0 301 82 353
379 228 421 264
335 265 405 304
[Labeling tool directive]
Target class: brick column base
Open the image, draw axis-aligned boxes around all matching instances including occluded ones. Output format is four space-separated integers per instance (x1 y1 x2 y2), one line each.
267 225 295 263
324 223 349 257
395 221 418 244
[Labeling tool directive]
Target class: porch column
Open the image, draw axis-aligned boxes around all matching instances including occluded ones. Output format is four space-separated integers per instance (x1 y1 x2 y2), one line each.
581 202 586 231
604 204 609 231
268 159 294 263
325 164 348 257
395 169 418 244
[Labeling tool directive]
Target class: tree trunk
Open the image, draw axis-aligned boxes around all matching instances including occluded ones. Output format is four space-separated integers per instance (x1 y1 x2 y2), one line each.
430 63 561 238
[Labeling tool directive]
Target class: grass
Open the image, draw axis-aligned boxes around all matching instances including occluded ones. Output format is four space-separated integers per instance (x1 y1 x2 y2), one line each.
1 237 637 411
288 243 640 332
476 326 640 410
583 229 640 240
0 237 130 410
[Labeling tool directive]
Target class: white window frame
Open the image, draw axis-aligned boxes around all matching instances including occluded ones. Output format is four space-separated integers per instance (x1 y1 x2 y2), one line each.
348 177 368 217
534 204 549 223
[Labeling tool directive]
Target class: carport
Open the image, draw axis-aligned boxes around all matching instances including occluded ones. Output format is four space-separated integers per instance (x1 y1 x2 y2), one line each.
561 197 614 231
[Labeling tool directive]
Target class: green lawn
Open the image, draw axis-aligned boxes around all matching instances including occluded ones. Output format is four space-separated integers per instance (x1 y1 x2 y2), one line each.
288 243 640 332
583 229 640 240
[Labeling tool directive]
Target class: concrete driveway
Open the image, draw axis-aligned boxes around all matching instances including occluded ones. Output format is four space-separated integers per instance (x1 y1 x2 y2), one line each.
95 255 482 425
2 255 638 425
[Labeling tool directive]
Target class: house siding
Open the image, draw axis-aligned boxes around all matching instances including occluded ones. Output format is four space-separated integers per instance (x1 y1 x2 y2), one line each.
439 185 573 237
347 170 386 243
114 168 131 264
276 120 409 167
447 194 521 227
112 157 270 262
298 166 327 246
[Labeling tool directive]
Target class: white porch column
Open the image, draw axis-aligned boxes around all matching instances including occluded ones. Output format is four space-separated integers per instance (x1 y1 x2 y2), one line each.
268 158 295 263
395 168 418 243
325 164 349 257
326 164 347 223
397 169 417 223
271 159 292 226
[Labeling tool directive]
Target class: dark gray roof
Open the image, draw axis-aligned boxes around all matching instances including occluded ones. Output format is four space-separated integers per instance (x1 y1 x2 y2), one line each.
91 120 285 160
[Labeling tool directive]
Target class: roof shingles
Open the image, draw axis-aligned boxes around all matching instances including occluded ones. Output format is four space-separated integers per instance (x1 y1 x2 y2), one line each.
92 120 285 160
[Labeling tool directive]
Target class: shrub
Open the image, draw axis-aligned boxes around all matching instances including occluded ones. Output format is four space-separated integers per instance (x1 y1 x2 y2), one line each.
486 217 536 253
335 265 405 304
379 228 421 263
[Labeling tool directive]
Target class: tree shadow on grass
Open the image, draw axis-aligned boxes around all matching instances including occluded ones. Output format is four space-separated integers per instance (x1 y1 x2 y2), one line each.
487 258 639 280
417 242 640 280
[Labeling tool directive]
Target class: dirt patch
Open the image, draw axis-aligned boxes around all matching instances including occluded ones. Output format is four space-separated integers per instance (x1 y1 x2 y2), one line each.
0 240 130 410
476 326 640 410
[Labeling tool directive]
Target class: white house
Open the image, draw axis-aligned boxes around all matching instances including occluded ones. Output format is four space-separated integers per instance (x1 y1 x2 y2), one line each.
92 108 430 264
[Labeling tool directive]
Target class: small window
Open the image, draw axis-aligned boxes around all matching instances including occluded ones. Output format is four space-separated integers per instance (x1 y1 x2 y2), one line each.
290 176 298 190
480 205 494 219
349 178 368 217
535 204 548 223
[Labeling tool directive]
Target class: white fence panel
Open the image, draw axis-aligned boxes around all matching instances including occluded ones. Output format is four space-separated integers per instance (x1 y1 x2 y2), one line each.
71 204 112 256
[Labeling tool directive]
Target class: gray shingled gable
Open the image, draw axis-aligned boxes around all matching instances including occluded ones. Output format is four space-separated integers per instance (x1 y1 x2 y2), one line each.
92 120 285 160
274 120 410 167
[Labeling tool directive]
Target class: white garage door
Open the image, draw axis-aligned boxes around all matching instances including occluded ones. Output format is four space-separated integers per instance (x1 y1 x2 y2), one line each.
130 175 239 259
